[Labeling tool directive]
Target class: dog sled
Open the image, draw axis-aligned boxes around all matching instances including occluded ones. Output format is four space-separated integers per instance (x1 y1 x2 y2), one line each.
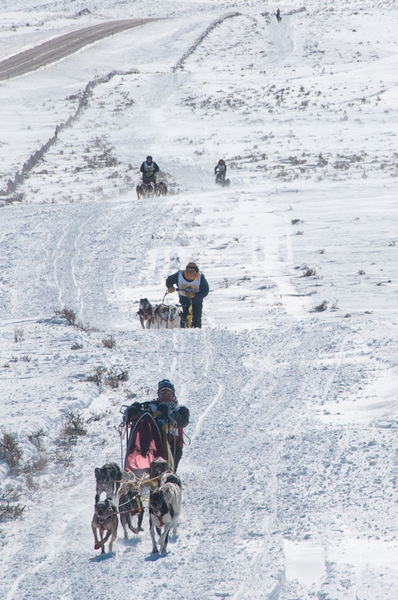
124 412 174 477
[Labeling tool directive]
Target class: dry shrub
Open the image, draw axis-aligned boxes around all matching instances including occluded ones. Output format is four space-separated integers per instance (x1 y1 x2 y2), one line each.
0 488 25 522
102 336 116 349
86 366 106 387
314 300 328 312
104 367 129 389
0 433 22 472
14 328 24 343
55 307 76 326
303 267 317 277
86 366 128 389
63 412 87 437
21 455 49 474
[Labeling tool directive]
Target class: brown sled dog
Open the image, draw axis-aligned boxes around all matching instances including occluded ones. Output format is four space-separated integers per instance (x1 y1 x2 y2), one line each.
92 495 118 554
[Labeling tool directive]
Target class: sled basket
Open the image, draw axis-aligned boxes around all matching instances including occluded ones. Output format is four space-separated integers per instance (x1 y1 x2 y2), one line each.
124 412 174 473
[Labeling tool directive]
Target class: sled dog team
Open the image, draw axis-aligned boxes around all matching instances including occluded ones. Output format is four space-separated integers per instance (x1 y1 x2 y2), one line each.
92 457 181 555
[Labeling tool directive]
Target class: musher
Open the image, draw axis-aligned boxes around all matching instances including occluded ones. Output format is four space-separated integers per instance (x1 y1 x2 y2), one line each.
166 262 209 328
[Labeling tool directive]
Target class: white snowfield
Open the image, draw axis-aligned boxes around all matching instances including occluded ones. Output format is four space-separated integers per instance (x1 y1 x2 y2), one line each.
0 1 398 599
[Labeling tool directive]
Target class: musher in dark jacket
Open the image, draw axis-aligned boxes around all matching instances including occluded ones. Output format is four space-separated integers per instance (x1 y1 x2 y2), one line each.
124 379 189 471
140 155 160 184
166 262 209 328
214 159 227 182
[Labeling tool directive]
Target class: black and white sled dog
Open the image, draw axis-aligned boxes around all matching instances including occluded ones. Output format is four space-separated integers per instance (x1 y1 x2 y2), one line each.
149 478 182 554
137 298 153 329
94 462 122 500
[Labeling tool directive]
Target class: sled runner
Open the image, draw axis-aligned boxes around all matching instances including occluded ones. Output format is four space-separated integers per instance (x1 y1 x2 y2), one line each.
124 412 174 476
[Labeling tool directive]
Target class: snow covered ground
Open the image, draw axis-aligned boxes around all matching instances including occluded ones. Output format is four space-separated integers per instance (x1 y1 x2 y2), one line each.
1 1 398 598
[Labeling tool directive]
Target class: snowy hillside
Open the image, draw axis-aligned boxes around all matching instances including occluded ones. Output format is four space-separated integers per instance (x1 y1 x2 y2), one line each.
1 1 398 599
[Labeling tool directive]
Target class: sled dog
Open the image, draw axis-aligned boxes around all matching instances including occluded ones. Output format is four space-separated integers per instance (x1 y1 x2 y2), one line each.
137 298 153 329
151 303 181 329
92 495 118 554
149 480 181 554
94 462 122 500
149 457 182 491
118 481 144 538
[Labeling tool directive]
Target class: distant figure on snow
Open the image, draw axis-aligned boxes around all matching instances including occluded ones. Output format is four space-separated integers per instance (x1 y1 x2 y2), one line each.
166 262 209 328
140 155 159 184
214 159 227 183
276 9 282 22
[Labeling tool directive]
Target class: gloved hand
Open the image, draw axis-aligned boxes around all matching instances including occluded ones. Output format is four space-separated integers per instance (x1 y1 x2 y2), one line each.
168 286 175 293
185 291 195 299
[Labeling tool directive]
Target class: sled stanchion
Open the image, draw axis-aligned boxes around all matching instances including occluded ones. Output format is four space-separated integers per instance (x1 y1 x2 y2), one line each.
115 424 125 470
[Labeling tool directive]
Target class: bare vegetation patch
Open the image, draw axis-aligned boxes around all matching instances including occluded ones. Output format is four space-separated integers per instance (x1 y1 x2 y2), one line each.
71 342 83 350
63 412 87 438
27 428 46 450
303 267 318 278
0 488 25 522
21 455 49 474
14 328 24 343
86 366 129 390
78 136 119 171
55 307 77 326
104 367 129 388
313 300 328 312
55 306 96 332
86 366 106 387
0 433 22 473
102 335 116 349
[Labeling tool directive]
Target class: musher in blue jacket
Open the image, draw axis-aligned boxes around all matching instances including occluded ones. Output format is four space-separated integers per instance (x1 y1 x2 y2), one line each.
166 262 209 328
140 155 160 184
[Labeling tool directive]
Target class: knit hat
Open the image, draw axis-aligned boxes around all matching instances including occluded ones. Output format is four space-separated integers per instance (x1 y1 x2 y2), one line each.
157 379 175 394
186 262 199 272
